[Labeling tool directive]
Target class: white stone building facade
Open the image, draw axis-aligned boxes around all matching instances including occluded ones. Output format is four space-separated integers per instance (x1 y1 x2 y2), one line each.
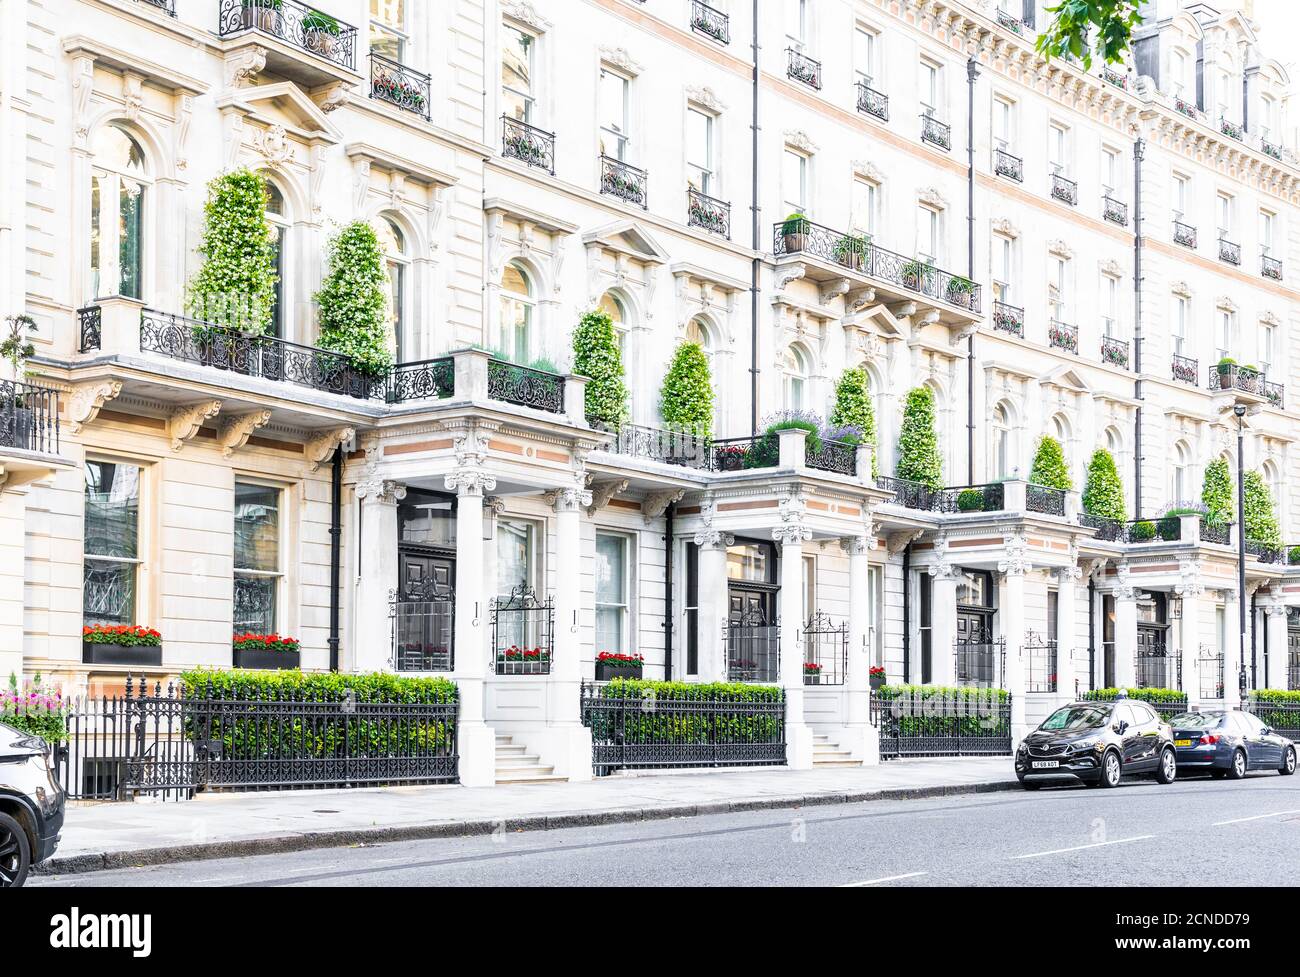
4 0 1300 780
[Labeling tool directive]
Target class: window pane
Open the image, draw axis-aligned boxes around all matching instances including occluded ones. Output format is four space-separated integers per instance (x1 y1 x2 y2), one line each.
727 543 769 582
596 606 624 654
83 560 136 627
234 575 276 634
497 520 533 594
119 181 143 300
85 461 140 559
90 176 102 297
595 534 625 604
398 490 457 546
234 482 280 573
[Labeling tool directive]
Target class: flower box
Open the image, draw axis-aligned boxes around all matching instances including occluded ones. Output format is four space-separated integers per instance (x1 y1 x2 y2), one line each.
233 633 301 670
596 652 643 681
869 667 887 690
82 640 162 667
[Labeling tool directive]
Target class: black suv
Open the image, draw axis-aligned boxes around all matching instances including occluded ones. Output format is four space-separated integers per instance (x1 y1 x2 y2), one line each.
1016 697 1178 789
0 721 65 887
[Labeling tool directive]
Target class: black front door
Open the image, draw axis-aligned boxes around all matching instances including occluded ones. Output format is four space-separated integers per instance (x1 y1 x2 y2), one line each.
955 610 995 686
400 551 454 598
395 550 455 671
1137 626 1170 688
728 585 777 681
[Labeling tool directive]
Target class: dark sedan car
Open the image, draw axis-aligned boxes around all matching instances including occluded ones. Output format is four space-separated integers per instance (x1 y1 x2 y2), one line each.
1169 709 1297 779
1016 698 1177 789
0 720 65 887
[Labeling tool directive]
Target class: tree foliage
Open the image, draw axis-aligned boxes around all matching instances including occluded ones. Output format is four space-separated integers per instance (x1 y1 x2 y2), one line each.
1082 449 1126 521
1243 470 1281 548
896 387 943 490
572 308 629 428
1035 0 1144 70
187 168 278 333
315 221 393 379
1029 435 1073 490
1201 457 1234 526
660 341 714 436
830 368 878 477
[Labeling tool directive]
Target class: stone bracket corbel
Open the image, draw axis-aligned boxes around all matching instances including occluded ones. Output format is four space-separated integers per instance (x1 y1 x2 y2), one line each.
168 400 222 452
642 488 686 524
68 380 123 435
217 409 272 459
305 426 356 472
586 477 629 517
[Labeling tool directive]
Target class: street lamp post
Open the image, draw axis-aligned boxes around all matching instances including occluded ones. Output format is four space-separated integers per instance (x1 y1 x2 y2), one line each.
1235 404 1248 702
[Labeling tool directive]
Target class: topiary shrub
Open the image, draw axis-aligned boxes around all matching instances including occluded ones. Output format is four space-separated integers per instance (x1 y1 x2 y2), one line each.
1082 448 1126 522
1201 457 1233 526
315 220 393 379
1029 435 1072 490
1243 470 1281 547
187 168 278 334
830 367 877 476
896 387 943 490
957 488 985 512
1289 546 1300 566
660 340 714 436
571 308 628 428
1129 520 1156 541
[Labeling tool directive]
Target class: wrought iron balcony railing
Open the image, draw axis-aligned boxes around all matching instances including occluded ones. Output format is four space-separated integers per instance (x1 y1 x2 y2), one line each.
1026 484 1066 516
1173 96 1199 119
1262 254 1283 281
1200 519 1231 546
993 148 1023 181
1263 139 1283 161
487 359 564 414
1101 335 1130 369
875 475 938 511
1208 362 1265 397
687 187 730 238
805 438 857 476
0 379 60 455
387 357 454 404
1220 117 1243 140
502 115 555 174
690 0 730 44
1246 539 1285 564
218 0 358 70
1265 380 1285 409
995 8 1025 34
920 114 951 150
1079 512 1126 542
600 155 648 209
594 422 711 470
937 482 1005 514
1219 237 1241 265
1171 353 1198 385
855 81 888 121
1048 319 1078 354
1103 196 1129 226
1101 67 1128 90
138 0 176 14
991 301 1023 337
1050 173 1077 205
1173 220 1197 248
787 48 822 89
78 305 103 352
369 53 430 119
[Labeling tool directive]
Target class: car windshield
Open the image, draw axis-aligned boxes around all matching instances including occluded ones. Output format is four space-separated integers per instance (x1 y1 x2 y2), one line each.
1169 712 1222 729
1040 705 1110 732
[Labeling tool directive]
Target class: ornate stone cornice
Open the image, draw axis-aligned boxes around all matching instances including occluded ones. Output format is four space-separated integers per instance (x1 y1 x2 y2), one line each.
68 380 122 435
502 0 550 31
217 409 271 459
586 478 629 516
167 400 222 452
305 427 355 472
643 488 685 524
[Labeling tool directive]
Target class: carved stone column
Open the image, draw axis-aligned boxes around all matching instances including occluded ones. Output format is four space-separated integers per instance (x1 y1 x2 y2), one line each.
999 534 1031 744
354 477 405 675
775 522 814 769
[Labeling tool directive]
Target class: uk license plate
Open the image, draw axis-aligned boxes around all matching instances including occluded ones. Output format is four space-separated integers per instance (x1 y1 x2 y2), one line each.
1175 739 1192 747
1031 760 1059 769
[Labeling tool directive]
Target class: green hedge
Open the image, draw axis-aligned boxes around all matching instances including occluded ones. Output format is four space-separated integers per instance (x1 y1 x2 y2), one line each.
1084 688 1186 705
1249 691 1300 733
180 668 457 703
583 679 783 745
875 684 1010 737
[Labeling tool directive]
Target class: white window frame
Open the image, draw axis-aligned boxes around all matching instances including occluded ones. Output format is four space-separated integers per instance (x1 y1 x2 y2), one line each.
83 458 146 628
851 177 877 238
916 205 939 264
853 25 878 87
786 0 808 50
1048 122 1069 176
1172 172 1190 221
993 95 1014 151
1102 274 1120 337
920 59 941 118
1217 192 1234 238
992 234 1013 304
369 0 409 63
783 148 808 216
501 20 539 125
233 479 284 635
1259 209 1276 258
595 531 634 655
1172 294 1189 356
599 67 632 161
686 105 716 195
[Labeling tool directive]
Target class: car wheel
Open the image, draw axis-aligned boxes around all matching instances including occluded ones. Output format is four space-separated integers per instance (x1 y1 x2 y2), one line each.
1227 748 1248 781
1099 750 1122 788
1281 746 1297 777
1156 748 1177 785
0 812 31 889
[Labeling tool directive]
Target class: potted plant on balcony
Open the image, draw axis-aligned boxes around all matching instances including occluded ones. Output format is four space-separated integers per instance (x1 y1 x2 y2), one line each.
233 632 301 670
660 340 713 438
869 665 886 690
832 233 868 271
315 221 392 386
900 259 930 291
1129 520 1156 542
241 0 283 33
1 313 37 448
372 71 427 114
780 212 809 253
1215 356 1236 390
803 661 823 685
957 488 985 513
945 276 975 308
82 624 163 667
595 651 644 681
301 9 342 58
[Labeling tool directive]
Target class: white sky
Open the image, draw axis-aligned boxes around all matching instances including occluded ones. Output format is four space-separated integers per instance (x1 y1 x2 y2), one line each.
1242 0 1296 76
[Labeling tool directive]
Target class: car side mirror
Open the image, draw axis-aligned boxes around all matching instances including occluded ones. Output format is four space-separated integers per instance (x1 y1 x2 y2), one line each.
1113 721 1127 734
1263 727 1273 737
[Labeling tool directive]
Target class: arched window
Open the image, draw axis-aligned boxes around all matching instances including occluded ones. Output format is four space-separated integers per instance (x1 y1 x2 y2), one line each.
265 180 287 338
90 124 148 300
1051 414 1070 445
993 403 1012 479
1171 441 1190 503
599 292 629 360
1105 426 1122 458
1263 460 1283 512
378 217 409 361
784 346 810 411
499 262 533 363
685 316 713 356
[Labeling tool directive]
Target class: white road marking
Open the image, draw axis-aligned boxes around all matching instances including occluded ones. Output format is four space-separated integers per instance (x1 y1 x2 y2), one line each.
1013 835 1154 860
1213 809 1300 826
840 871 929 887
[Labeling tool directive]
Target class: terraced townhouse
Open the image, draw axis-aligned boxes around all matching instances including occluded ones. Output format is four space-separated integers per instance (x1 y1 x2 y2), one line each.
2 0 1299 782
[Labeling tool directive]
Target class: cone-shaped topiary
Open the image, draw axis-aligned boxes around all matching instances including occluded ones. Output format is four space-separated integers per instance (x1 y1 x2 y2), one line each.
829 367 878 477
187 168 278 334
896 387 942 490
1243 470 1281 547
1082 448 1126 522
572 308 628 428
1029 435 1072 490
660 340 714 436
315 221 393 379
1201 457 1233 526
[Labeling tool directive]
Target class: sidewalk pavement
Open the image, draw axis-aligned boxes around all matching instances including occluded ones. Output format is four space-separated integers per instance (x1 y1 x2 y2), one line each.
40 758 1017 875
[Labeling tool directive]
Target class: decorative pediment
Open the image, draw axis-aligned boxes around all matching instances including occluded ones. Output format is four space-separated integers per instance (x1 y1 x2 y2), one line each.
600 46 643 75
583 220 670 265
1040 365 1091 394
852 160 884 183
784 129 818 154
503 0 551 31
347 143 458 188
687 86 727 113
918 186 948 209
1215 295 1238 312
854 303 906 339
992 217 1020 239
62 36 207 98
1259 309 1282 327
1047 238 1075 259
1169 279 1193 297
1099 258 1124 277
216 82 342 145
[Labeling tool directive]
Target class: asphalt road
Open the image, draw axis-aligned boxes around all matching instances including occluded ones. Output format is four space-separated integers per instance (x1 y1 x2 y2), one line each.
32 770 1300 887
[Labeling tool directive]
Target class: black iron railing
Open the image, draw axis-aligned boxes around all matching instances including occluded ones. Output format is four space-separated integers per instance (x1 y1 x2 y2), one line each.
992 300 1024 336
687 187 730 238
995 8 1025 34
1101 67 1128 90
387 357 454 404
1136 644 1176 691
1026 484 1066 516
875 475 938 511
391 581 454 672
1023 633 1058 693
78 305 102 352
1246 539 1284 564
1050 173 1077 205
1263 140 1283 161
140 309 383 399
786 48 821 89
855 80 888 121
871 689 1013 759
805 437 857 476
1103 196 1129 226
802 613 848 686
369 52 430 119
955 638 1005 689
1265 381 1285 409
1101 335 1130 369
1174 96 1199 119
600 155 648 209
921 114 951 150
993 148 1023 181
1220 117 1243 140
1247 696 1300 741
1171 353 1198 385
502 115 555 173
1219 237 1242 265
1127 515 1183 543
139 0 176 14
1049 319 1079 354
1262 255 1283 281
710 435 777 472
727 616 780 683
1079 512 1126 542
491 586 554 675
487 359 564 413
939 482 1005 514
1173 221 1197 248
1199 519 1232 546
1 379 60 455
218 0 358 70
1208 363 1265 397
690 0 729 43
1200 652 1226 701
596 422 712 469
581 683 786 776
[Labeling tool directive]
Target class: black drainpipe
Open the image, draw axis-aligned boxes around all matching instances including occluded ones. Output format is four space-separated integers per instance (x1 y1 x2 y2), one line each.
1132 138 1145 518
902 543 912 683
1087 574 1097 692
327 445 343 672
1250 592 1258 690
965 57 979 483
749 0 761 435
663 502 676 681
